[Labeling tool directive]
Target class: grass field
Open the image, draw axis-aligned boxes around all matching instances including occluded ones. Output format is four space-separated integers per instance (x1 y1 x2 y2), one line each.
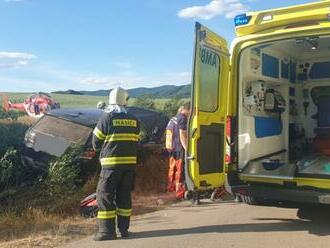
4 93 172 109
0 92 181 247
5 93 108 109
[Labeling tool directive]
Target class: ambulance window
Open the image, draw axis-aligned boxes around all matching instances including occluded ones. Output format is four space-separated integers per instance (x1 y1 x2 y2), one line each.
199 47 220 112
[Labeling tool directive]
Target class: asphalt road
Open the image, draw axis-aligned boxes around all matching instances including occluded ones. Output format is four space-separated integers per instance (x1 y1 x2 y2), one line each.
63 200 330 248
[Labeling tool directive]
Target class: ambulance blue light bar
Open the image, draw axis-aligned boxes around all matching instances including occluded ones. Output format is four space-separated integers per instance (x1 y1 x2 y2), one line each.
234 14 252 27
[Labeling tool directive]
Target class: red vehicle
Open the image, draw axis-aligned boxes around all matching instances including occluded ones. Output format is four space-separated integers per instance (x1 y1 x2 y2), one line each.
2 92 60 118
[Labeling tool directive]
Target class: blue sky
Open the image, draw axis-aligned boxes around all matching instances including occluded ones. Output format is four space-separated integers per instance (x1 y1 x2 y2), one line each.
0 0 318 92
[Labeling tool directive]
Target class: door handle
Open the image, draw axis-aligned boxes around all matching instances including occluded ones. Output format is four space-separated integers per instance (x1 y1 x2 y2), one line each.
186 156 195 160
190 128 197 138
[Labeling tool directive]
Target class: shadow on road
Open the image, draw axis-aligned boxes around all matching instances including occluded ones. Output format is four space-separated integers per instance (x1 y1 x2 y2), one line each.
130 220 329 239
129 205 330 239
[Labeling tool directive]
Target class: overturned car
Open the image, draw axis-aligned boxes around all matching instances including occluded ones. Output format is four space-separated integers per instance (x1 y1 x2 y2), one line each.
22 107 169 171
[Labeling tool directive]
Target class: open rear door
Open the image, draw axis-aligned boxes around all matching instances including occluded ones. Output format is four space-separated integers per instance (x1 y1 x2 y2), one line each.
186 23 230 191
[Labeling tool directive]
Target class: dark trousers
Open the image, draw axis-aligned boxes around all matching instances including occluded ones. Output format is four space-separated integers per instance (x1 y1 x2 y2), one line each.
96 168 135 235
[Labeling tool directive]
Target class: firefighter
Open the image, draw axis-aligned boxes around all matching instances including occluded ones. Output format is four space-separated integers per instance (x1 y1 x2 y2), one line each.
166 103 190 200
96 101 106 110
92 87 140 241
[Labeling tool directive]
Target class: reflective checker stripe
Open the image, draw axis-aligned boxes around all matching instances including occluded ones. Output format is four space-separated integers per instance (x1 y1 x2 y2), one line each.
117 208 132 217
97 210 116 219
100 156 137 167
93 127 106 140
105 133 139 142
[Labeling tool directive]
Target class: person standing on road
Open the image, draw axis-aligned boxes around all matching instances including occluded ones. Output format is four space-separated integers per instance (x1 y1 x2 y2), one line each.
166 103 191 200
166 106 183 199
177 102 200 205
92 87 140 241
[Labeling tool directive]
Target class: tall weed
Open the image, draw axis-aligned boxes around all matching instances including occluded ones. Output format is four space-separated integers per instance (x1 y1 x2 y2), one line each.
46 145 84 196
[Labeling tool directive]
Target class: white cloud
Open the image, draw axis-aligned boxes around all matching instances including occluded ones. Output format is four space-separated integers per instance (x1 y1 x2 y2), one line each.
0 52 37 69
1 58 191 92
79 71 191 89
0 76 56 92
178 0 249 20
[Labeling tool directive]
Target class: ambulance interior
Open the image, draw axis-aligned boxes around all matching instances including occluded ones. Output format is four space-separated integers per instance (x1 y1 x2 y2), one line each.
239 36 330 179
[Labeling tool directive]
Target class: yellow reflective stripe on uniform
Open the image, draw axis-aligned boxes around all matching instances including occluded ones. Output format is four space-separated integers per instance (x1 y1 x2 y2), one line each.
93 127 106 140
117 208 132 217
100 156 137 166
105 133 139 142
97 210 116 219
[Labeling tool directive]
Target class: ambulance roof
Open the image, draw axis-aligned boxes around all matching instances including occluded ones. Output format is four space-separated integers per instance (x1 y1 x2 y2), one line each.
234 0 330 37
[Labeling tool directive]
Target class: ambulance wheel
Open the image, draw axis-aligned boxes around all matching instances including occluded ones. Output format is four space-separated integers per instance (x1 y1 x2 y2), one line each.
184 190 193 200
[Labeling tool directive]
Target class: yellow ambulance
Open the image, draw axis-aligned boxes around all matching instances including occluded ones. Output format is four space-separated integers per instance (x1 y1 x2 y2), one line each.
187 0 330 204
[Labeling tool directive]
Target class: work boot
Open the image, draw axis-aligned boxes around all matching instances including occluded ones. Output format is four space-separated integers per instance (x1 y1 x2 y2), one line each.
120 230 130 239
95 218 116 241
93 232 117 241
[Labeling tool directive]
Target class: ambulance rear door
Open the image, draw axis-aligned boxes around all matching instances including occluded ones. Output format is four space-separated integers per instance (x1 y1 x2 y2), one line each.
186 23 230 190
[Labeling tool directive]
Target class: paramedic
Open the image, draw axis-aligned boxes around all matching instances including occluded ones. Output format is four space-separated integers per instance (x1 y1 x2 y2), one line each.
166 103 191 200
92 87 140 241
166 106 183 198
178 102 200 204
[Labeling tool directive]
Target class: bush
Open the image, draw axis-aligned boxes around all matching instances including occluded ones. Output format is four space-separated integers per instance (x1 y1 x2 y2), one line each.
134 96 156 110
0 120 32 191
46 145 84 196
0 108 26 121
162 98 182 118
0 122 30 157
0 148 38 193
0 148 20 190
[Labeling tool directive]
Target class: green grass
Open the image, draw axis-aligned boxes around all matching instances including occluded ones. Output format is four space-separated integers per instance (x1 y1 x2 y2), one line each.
4 93 179 109
4 93 107 109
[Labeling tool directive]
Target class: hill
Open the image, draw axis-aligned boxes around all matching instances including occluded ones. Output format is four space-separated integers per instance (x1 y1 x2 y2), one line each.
52 89 84 95
55 84 191 98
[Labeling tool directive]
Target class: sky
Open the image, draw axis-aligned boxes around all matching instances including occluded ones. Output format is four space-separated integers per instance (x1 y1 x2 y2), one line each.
0 0 319 92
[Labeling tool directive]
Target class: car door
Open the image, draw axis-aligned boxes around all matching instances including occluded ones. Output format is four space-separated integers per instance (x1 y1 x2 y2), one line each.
186 22 230 191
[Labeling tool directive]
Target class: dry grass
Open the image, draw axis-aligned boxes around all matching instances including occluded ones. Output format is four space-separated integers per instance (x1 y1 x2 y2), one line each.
0 98 173 247
0 214 96 248
0 145 173 248
135 145 168 194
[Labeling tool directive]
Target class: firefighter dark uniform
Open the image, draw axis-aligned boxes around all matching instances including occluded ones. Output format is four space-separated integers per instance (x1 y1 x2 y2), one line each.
92 110 140 240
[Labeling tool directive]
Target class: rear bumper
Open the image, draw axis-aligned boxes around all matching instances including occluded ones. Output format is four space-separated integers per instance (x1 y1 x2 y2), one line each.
232 184 330 205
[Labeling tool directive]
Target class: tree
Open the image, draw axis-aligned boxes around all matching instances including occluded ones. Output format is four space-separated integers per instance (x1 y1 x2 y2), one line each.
162 97 182 118
133 95 156 110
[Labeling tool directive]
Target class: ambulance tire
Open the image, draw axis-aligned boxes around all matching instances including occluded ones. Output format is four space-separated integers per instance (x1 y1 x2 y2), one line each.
184 190 193 201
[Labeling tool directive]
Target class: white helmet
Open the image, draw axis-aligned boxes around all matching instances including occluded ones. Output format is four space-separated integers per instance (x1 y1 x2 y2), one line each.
109 87 129 106
97 101 106 109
